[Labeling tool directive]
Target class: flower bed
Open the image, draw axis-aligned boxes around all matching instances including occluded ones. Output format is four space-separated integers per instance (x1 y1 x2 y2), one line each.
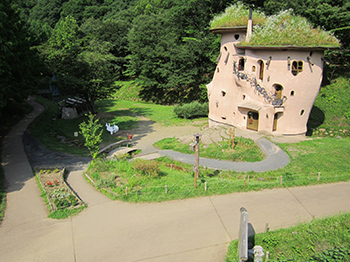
36 167 84 211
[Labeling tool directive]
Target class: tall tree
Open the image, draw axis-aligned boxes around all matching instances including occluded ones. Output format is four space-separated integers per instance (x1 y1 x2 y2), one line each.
0 0 38 113
127 0 231 104
39 16 119 110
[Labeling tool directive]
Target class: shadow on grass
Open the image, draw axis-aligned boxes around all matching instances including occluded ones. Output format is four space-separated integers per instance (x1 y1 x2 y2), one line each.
97 100 154 118
307 106 325 136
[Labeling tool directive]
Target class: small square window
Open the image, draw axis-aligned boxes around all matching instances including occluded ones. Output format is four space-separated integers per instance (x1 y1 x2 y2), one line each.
292 61 303 76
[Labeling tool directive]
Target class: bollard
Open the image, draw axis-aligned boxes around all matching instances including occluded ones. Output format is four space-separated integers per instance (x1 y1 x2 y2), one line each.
265 221 269 233
239 207 249 261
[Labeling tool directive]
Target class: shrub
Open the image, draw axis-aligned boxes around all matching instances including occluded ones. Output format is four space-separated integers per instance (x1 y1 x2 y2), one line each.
174 101 208 119
132 159 160 177
79 113 103 158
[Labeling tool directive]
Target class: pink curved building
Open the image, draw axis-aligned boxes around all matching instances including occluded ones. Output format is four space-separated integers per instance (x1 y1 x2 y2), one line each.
207 26 331 135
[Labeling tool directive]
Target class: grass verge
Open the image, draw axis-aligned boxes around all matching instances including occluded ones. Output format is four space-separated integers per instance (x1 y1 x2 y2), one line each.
86 136 350 202
0 155 6 223
226 212 350 261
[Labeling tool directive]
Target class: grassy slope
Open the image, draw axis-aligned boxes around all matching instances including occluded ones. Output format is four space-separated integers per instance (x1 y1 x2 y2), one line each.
308 77 350 137
226 212 350 262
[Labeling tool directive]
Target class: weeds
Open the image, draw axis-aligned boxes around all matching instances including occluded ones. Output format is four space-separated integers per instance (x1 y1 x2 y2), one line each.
210 2 266 29
239 9 339 47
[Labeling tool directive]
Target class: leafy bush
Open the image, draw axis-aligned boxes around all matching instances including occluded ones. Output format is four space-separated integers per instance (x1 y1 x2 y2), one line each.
174 101 208 119
132 159 160 177
79 113 103 158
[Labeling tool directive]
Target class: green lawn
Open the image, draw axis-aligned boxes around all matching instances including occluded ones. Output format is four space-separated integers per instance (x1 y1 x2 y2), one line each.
95 99 207 127
154 137 264 162
29 97 207 157
226 212 350 261
85 136 350 203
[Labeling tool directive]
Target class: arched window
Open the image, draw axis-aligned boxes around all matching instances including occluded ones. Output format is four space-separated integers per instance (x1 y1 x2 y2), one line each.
257 60 264 80
238 58 245 71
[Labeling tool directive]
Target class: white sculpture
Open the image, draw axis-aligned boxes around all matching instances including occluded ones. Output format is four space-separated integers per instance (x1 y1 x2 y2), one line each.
105 123 119 135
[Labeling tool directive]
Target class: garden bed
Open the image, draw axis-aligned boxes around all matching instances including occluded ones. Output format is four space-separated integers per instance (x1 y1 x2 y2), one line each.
36 167 85 211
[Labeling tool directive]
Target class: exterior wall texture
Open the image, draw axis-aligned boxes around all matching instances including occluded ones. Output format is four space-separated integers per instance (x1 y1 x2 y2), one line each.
207 29 325 135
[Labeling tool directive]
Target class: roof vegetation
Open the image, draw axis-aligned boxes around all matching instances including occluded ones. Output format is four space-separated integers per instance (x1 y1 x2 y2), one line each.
211 3 340 48
210 2 266 29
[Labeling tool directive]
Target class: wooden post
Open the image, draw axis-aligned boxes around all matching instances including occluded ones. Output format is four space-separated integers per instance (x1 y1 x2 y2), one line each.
247 175 250 183
229 128 235 149
280 175 283 186
318 172 321 182
165 185 168 194
125 187 128 196
239 207 249 261
194 134 201 189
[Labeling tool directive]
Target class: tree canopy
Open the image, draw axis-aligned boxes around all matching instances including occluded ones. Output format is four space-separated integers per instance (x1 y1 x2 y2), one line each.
2 0 349 112
0 0 39 113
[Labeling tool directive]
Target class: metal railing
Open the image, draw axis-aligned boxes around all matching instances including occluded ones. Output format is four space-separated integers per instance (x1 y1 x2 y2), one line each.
233 62 287 106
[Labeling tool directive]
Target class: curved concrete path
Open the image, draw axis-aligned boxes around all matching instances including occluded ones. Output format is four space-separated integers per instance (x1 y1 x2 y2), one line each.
156 138 289 172
126 117 290 172
1 98 350 262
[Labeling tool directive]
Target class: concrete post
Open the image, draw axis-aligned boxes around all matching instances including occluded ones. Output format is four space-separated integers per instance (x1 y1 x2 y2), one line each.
239 207 248 261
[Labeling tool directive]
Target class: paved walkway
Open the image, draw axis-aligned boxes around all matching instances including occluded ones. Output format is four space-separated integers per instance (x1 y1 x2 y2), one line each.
1 98 350 262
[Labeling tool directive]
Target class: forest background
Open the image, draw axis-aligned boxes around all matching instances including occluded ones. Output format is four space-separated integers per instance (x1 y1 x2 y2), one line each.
1 0 350 117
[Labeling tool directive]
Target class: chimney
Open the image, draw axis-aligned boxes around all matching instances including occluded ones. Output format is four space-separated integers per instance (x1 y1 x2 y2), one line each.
246 6 253 42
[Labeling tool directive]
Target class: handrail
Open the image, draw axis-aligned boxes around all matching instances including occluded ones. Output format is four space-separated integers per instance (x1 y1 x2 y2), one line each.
233 62 287 106
98 139 131 154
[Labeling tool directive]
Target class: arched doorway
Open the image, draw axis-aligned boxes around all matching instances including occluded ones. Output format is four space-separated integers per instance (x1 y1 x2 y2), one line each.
247 111 259 131
273 84 283 99
273 112 283 131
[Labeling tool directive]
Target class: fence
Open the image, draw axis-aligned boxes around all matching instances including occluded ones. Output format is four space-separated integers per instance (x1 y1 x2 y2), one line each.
89 171 350 202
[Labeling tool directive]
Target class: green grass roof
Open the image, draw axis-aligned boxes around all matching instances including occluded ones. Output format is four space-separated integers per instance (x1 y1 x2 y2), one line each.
210 2 266 29
210 4 340 48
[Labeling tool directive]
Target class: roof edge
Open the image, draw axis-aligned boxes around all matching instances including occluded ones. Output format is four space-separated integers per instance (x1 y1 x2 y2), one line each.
210 26 247 34
235 45 339 51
